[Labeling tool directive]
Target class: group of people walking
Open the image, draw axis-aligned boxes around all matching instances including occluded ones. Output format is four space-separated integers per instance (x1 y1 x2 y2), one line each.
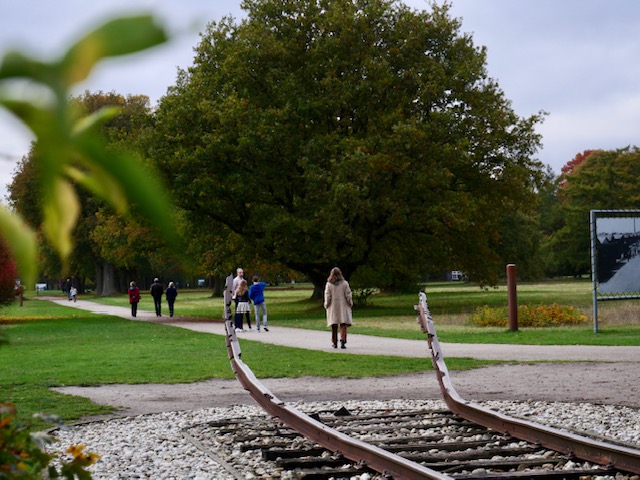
233 266 354 350
128 278 178 317
124 266 353 350
232 268 269 332
63 278 77 302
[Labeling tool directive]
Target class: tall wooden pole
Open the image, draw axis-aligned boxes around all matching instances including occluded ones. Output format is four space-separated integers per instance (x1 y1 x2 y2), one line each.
507 264 518 331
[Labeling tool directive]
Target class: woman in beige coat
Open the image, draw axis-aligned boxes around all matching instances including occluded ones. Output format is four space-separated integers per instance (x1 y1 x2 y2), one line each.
323 267 353 349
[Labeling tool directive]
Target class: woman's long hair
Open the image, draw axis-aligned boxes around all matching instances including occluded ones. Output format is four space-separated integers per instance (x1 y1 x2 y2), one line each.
237 279 248 296
327 267 344 284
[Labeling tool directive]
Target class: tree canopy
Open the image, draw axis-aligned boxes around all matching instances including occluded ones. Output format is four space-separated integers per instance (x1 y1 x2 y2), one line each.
152 0 545 296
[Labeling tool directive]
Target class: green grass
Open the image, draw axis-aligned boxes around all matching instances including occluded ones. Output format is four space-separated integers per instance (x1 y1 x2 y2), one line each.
0 295 104 319
1 302 494 426
2 278 639 427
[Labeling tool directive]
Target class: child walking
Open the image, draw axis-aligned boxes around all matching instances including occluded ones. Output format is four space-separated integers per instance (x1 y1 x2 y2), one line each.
234 279 252 332
249 276 268 331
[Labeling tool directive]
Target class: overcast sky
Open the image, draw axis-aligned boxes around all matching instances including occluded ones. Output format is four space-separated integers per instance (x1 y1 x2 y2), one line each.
2 0 640 202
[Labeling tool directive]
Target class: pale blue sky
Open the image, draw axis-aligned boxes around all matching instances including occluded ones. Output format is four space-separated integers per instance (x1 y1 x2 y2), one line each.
2 0 640 201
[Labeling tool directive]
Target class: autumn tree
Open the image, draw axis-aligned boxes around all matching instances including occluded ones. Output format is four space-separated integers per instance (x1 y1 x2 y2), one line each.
561 149 597 177
151 0 545 297
545 147 640 276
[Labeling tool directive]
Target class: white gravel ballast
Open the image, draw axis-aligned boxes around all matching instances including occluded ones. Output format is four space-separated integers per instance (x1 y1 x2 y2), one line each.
47 399 640 479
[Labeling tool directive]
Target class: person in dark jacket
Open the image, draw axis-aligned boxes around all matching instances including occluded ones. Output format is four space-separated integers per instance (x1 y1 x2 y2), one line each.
128 281 141 317
65 278 72 301
150 278 164 317
234 279 252 332
166 281 178 317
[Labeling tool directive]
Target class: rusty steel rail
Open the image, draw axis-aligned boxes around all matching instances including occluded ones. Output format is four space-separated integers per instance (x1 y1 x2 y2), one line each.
222 273 449 479
223 318 450 479
416 291 640 475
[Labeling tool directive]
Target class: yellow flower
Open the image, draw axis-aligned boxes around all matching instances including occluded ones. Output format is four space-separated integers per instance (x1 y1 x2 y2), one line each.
67 444 86 457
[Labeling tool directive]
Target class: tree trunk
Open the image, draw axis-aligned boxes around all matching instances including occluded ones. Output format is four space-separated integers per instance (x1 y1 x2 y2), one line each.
212 275 224 297
95 263 104 296
311 281 324 301
98 261 118 296
308 271 326 301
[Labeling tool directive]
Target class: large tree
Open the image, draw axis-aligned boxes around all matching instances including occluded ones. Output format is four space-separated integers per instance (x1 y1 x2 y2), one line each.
152 0 545 297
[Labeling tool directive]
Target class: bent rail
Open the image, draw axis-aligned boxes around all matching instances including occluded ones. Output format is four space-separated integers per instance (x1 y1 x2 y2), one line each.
415 291 640 475
223 319 450 479
222 274 449 479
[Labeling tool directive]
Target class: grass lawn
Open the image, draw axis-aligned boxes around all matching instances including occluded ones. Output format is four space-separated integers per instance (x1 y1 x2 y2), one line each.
1 299 494 426
2 278 639 427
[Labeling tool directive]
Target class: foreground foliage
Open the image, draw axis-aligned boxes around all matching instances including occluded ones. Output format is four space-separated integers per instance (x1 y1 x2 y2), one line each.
0 15 177 290
0 403 98 479
0 13 180 479
0 240 18 307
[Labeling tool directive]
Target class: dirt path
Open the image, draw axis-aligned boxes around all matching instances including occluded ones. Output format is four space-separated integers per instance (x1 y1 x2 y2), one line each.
54 361 640 420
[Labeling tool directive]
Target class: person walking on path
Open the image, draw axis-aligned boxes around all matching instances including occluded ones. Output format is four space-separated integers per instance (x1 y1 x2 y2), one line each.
234 279 252 332
69 286 78 302
166 281 178 317
128 281 141 317
65 278 72 301
249 275 268 332
150 278 164 317
324 267 353 349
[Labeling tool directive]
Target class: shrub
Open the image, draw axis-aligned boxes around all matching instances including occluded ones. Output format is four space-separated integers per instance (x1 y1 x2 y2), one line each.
470 302 588 327
352 287 378 307
0 403 99 479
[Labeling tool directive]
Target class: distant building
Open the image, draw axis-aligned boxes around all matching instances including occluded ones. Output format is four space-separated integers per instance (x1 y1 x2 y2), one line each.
447 270 463 281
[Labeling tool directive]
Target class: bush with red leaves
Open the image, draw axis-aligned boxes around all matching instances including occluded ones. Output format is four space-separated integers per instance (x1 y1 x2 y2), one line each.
0 240 18 306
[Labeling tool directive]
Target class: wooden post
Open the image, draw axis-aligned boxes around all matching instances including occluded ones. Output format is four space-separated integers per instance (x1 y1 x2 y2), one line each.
506 264 518 331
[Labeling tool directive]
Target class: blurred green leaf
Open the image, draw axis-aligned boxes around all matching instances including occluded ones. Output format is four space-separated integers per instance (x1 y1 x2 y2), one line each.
42 179 80 260
0 13 174 286
0 207 38 289
0 99 48 130
0 51 54 84
75 134 178 245
61 15 168 86
72 106 121 136
64 164 128 215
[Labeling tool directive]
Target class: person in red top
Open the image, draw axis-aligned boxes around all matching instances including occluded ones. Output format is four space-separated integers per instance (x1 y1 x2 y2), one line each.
128 281 141 317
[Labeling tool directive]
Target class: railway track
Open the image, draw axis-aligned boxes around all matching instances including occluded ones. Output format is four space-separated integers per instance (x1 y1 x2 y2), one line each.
221 281 640 479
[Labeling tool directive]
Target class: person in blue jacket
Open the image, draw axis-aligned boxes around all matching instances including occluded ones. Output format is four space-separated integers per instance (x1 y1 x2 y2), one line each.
249 275 269 332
